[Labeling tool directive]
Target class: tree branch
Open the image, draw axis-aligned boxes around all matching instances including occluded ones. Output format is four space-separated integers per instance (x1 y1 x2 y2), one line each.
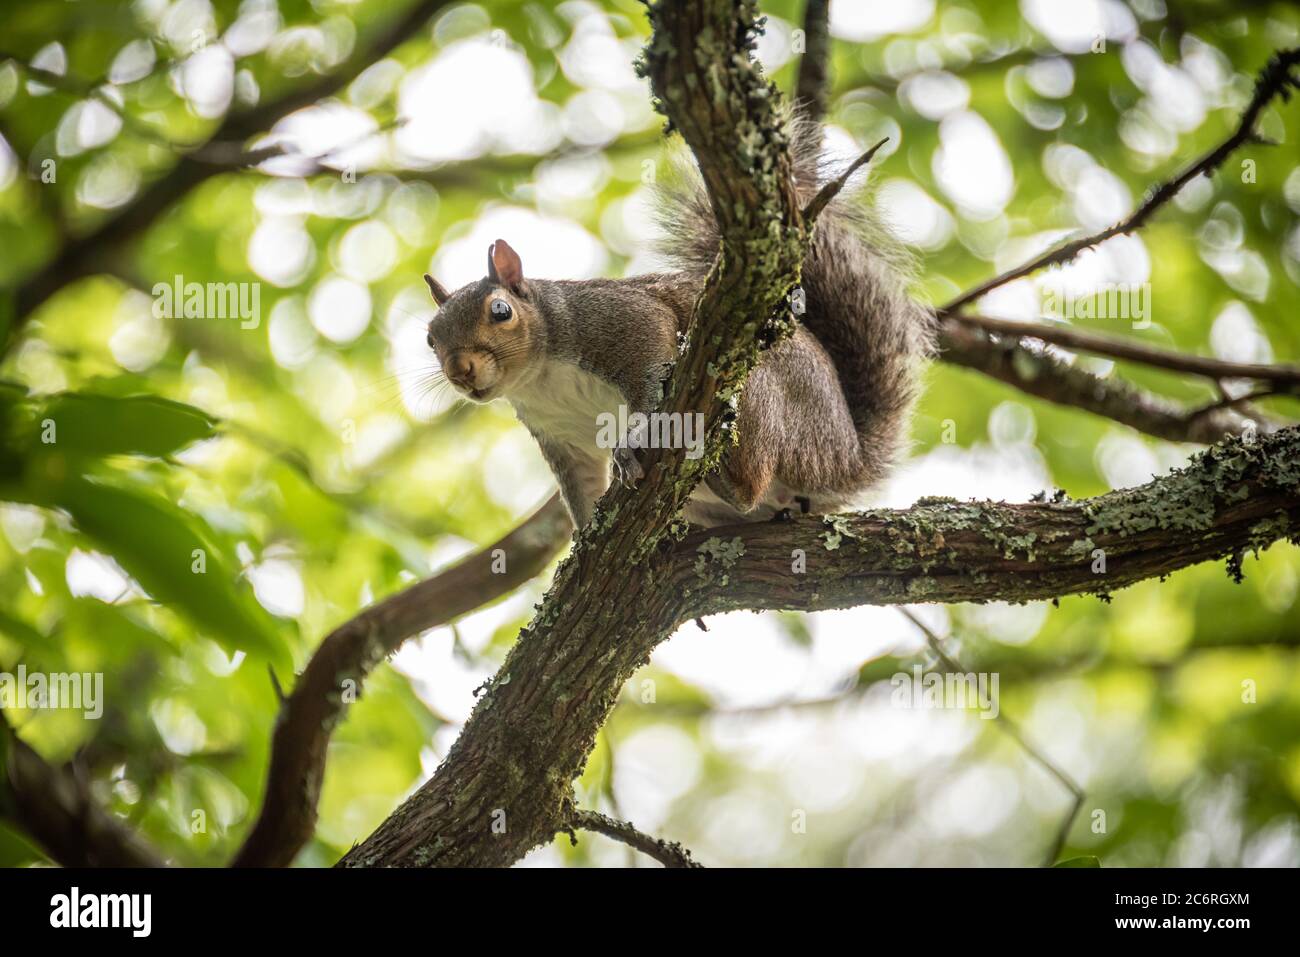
335 0 813 868
676 426 1300 617
5 0 453 351
942 47 1300 313
795 0 832 122
937 317 1266 444
566 808 703 868
231 495 570 867
947 313 1300 387
1 709 168 867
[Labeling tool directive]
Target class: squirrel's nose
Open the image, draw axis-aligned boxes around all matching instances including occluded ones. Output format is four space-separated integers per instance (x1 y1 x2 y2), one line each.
446 352 479 388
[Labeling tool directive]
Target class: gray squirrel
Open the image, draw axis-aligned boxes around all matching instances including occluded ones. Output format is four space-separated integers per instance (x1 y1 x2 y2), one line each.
423 115 934 529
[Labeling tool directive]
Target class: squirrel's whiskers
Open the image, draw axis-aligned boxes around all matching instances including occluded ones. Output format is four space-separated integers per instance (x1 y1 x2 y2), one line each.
419 110 933 529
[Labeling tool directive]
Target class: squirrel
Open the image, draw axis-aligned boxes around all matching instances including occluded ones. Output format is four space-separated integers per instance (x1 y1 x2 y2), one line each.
422 114 934 530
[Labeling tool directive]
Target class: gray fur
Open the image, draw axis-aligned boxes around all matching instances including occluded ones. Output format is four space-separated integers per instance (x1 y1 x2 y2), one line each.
426 115 934 529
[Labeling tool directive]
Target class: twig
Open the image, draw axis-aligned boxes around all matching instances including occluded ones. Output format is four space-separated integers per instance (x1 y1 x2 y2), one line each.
937 317 1272 444
802 137 889 224
897 609 1085 868
268 665 286 705
1188 384 1286 421
794 0 832 121
947 313 1300 386
943 47 1300 312
567 808 703 868
7 0 456 349
0 53 191 154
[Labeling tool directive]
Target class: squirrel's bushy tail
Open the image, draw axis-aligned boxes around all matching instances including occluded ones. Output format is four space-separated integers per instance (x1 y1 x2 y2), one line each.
653 112 935 480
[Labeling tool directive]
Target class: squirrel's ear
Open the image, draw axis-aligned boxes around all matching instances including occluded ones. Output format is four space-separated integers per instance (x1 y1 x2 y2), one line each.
423 273 450 306
489 239 525 291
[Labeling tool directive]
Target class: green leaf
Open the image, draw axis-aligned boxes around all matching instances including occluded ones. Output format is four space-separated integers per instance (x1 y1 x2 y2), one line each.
0 608 50 651
1054 856 1102 868
16 393 217 460
9 472 287 668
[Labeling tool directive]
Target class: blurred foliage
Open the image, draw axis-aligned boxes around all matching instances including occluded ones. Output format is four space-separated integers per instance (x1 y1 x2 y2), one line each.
0 0 1298 867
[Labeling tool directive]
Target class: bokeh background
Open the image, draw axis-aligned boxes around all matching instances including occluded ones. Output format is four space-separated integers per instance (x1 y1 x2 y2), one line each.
1 0 1299 867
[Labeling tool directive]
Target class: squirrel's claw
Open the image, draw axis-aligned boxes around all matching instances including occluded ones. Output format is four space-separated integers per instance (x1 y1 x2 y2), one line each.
612 445 644 487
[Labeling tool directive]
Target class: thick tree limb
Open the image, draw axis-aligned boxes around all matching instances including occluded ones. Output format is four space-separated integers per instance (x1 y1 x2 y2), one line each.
566 808 703 868
336 0 812 868
6 0 453 350
327 421 1298 869
1 710 167 867
234 337 1284 866
937 318 1264 444
942 47 1300 313
232 494 570 867
676 427 1300 617
332 5 1300 869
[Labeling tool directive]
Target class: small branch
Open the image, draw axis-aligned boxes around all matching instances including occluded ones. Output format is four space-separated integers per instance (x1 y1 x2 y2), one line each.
942 47 1300 313
0 53 190 154
196 117 407 172
1 709 167 867
232 495 570 867
897 609 1085 868
567 808 703 868
794 0 832 121
6 0 455 352
937 318 1269 444
947 313 1300 387
1189 385 1286 421
802 137 889 224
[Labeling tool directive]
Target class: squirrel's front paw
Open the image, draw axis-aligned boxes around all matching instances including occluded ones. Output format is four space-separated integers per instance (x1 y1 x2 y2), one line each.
612 445 644 487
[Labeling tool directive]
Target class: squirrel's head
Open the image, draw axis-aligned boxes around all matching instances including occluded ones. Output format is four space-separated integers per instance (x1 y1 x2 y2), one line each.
423 239 541 402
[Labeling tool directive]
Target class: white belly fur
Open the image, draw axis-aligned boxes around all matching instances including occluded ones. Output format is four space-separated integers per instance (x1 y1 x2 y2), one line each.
508 360 855 528
509 360 625 459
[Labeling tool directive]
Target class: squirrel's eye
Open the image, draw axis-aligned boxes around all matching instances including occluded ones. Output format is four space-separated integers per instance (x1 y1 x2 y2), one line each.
490 299 513 322
426 327 436 349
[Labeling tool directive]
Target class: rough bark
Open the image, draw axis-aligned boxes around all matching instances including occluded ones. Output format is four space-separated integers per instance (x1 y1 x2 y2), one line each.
677 428 1300 616
338 433 1299 867
338 0 812 868
330 0 1300 867
232 495 570 867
